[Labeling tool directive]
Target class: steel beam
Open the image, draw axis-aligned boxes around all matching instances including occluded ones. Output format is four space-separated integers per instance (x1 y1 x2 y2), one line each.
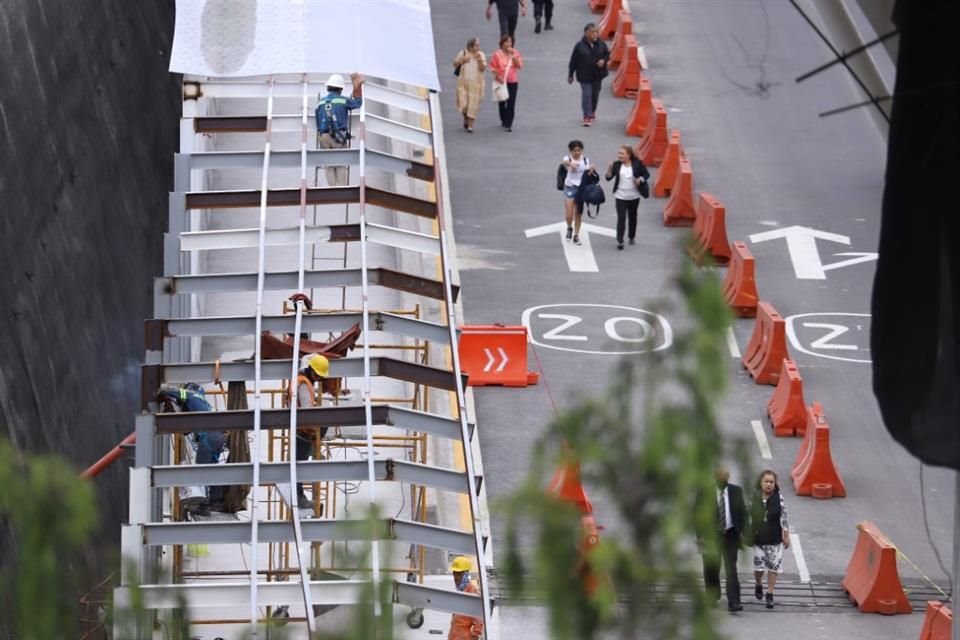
362 83 430 116
395 582 486 617
184 186 435 218
365 113 432 148
367 222 440 256
179 225 332 251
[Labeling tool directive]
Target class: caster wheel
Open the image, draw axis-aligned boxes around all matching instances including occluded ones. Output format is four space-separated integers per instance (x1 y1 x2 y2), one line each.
406 608 425 629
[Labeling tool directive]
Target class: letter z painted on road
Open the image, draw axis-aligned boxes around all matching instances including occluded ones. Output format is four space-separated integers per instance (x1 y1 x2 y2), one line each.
522 304 673 355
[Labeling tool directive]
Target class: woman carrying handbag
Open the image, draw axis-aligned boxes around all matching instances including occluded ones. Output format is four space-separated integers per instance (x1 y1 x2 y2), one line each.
453 38 487 133
604 144 650 250
489 34 524 132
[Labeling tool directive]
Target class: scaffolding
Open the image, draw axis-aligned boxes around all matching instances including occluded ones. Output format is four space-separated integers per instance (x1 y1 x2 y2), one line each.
114 75 490 638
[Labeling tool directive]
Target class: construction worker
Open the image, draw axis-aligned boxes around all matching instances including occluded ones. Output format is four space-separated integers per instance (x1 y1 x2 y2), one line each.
448 556 484 640
315 72 364 186
155 383 227 513
293 353 329 509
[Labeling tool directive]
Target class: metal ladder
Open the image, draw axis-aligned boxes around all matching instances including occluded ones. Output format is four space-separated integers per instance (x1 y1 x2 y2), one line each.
116 75 491 638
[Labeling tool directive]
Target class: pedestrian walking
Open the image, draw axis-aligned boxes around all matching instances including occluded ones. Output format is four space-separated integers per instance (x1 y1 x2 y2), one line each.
453 38 487 133
485 0 526 42
315 72 364 186
448 556 484 640
604 144 650 250
489 35 523 132
750 469 790 609
696 467 747 612
559 139 596 246
567 23 610 126
532 0 554 33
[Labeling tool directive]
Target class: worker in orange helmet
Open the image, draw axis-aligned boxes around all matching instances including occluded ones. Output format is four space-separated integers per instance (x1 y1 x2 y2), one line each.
448 556 484 640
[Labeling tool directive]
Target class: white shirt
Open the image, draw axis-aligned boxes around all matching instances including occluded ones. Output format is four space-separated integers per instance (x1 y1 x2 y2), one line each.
614 164 642 201
563 155 591 187
717 486 733 531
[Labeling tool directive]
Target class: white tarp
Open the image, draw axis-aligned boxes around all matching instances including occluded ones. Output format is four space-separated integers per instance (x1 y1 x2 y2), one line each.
170 0 440 90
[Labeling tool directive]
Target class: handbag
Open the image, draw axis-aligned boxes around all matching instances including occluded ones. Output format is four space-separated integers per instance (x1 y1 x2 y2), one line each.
491 56 513 102
454 51 463 77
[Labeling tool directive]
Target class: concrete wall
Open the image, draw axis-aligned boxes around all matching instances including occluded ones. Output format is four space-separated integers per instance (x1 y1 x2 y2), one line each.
0 0 180 597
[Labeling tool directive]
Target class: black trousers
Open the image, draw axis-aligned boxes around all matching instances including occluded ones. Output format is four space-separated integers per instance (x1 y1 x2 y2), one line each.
615 197 640 243
533 0 553 23
702 529 742 606
498 82 519 128
295 428 327 497
497 9 519 41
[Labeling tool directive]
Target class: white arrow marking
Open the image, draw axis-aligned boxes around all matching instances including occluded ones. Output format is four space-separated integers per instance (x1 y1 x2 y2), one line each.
482 348 495 372
524 221 617 273
822 251 878 272
749 225 850 280
496 347 509 372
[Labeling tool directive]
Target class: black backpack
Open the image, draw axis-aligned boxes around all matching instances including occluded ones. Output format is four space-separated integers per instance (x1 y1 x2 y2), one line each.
556 163 567 190
577 170 605 218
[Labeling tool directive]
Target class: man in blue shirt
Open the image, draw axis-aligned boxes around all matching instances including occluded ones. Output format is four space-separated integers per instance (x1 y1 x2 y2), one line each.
315 72 365 186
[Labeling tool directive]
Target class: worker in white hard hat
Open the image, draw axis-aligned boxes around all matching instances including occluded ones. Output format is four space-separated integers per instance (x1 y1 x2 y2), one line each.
448 556 484 640
292 353 329 509
315 71 365 186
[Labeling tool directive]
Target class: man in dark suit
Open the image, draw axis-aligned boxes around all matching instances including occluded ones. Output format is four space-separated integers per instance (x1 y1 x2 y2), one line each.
696 467 748 611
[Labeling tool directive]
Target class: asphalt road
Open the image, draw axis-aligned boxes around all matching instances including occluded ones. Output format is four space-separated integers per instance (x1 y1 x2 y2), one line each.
431 0 954 638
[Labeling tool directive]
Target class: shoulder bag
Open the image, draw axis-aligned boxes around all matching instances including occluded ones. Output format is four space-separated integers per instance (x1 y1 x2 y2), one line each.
492 56 513 102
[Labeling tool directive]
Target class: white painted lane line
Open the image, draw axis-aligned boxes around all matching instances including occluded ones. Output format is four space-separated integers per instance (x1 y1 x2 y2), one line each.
790 533 811 583
725 327 741 358
750 419 772 460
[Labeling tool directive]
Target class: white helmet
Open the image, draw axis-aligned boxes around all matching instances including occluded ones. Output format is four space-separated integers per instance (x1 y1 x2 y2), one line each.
326 73 345 90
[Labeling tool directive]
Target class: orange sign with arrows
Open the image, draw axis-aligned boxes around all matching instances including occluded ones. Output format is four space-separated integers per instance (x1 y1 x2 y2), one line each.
458 325 540 387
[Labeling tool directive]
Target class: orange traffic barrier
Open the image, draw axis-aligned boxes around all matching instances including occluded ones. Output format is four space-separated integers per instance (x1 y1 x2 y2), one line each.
611 35 642 98
608 12 634 70
579 514 614 597
624 77 652 136
841 521 911 614
918 601 952 639
635 99 669 166
662 158 696 227
547 458 594 515
742 301 790 384
687 192 731 264
589 0 607 14
722 242 759 317
458 325 539 387
791 402 847 498
598 0 621 39
653 130 682 197
766 359 806 437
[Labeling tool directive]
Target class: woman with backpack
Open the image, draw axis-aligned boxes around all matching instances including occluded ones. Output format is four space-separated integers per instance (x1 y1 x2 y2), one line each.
750 469 791 609
559 139 597 246
453 38 487 133
604 144 650 250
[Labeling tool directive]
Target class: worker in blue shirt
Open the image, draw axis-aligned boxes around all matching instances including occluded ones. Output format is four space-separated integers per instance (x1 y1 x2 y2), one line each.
315 72 365 186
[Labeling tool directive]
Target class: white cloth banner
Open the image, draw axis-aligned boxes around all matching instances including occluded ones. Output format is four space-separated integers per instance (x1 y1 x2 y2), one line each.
170 0 440 90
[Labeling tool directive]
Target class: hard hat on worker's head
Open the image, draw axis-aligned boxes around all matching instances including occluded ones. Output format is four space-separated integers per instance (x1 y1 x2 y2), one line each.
304 353 329 378
450 556 472 573
326 74 345 91
183 382 205 396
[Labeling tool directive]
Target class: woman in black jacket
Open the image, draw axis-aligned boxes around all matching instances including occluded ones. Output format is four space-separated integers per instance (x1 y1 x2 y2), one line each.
750 470 791 609
604 145 649 250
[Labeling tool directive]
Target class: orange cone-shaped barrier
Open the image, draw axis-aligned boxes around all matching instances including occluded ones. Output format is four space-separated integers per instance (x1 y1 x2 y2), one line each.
547 458 594 515
841 522 911 614
687 192 731 264
625 77 652 136
653 130 682 197
578 515 612 597
608 12 634 70
791 403 846 498
635 98 669 166
918 601 952 639
611 36 642 98
589 0 608 15
722 242 759 317
598 0 621 39
767 359 806 437
662 158 696 227
742 301 790 385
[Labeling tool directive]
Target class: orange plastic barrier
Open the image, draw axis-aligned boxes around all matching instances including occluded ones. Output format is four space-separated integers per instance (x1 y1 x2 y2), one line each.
662 158 696 227
548 458 594 515
766 359 806 437
791 402 847 498
653 130 682 197
589 0 607 14
611 36 642 98
635 99 669 166
579 514 614 597
598 0 621 39
722 242 759 317
608 12 634 70
687 192 731 264
742 301 790 385
918 601 952 639
458 325 540 387
841 521 911 614
624 77 652 136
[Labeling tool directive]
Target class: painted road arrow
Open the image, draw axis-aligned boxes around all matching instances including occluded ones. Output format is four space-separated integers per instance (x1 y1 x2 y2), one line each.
523 222 617 273
482 347 509 373
748 225 877 280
